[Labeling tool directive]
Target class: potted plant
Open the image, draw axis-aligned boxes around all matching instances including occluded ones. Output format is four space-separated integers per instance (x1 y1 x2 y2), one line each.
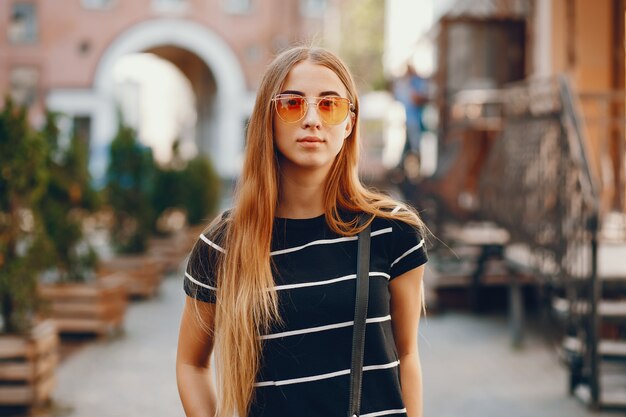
0 99 59 408
147 141 222 272
98 123 163 298
36 112 127 336
147 145 188 273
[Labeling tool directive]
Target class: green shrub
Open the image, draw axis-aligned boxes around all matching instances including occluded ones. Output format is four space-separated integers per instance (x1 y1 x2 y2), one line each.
38 112 99 282
180 156 221 225
150 139 221 229
0 99 52 333
151 166 185 231
105 123 155 253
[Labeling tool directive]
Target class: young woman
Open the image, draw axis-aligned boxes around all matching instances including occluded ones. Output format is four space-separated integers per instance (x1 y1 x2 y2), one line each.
176 46 428 417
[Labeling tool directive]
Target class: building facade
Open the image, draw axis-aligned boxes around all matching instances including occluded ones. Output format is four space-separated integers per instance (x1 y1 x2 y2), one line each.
0 0 331 180
425 0 624 215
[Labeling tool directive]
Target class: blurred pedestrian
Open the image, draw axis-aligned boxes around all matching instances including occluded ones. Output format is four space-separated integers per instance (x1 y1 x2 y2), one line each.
394 63 429 155
176 46 428 417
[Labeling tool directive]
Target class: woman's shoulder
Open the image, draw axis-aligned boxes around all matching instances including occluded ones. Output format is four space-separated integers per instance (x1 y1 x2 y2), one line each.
370 204 428 274
371 203 421 228
194 208 232 249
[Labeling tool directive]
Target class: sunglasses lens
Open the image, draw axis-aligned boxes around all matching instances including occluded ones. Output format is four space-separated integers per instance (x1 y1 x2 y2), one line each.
274 96 351 124
275 96 306 123
318 97 350 125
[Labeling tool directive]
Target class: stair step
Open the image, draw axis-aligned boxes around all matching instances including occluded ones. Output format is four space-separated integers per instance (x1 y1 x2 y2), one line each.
574 384 626 410
563 337 626 359
600 274 626 282
552 298 626 319
601 300 626 318
598 241 626 279
602 392 626 410
600 340 626 358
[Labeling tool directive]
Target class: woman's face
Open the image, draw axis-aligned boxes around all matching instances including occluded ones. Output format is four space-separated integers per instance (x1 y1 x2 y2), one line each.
273 60 353 178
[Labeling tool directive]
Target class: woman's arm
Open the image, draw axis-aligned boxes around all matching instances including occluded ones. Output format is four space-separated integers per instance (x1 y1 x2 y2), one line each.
176 296 218 417
389 265 426 417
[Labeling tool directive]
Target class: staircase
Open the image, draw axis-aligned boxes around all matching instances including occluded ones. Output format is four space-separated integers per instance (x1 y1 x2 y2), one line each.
559 217 626 410
477 77 626 411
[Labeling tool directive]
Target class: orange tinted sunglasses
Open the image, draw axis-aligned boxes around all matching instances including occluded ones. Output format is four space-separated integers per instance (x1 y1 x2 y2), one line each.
272 94 353 125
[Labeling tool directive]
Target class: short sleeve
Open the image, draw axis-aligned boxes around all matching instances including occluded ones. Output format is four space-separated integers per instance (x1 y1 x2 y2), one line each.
389 219 428 279
183 229 225 304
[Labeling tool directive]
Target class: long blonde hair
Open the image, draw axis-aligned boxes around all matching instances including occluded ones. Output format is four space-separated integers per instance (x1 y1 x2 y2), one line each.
212 46 424 417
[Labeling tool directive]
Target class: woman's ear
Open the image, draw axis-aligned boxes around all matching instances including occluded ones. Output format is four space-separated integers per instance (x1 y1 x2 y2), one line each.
344 111 355 139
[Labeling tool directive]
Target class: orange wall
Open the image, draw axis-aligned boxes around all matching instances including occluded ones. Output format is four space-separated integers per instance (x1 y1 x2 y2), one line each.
550 0 617 209
551 0 613 90
574 0 613 91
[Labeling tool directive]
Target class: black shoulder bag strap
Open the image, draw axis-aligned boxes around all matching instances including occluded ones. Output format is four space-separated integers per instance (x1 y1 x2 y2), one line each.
348 216 372 417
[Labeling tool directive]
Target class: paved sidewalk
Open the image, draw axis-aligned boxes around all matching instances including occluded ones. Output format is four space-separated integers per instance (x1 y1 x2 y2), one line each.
420 312 616 417
51 274 187 417
48 269 618 417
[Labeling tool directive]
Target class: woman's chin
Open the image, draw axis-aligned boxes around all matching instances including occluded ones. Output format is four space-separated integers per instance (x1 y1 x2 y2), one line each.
280 157 335 174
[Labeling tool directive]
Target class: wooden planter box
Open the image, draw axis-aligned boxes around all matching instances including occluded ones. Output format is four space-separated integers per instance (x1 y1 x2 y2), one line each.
185 224 208 245
97 256 164 298
148 226 202 272
0 320 58 407
147 236 189 274
37 277 128 336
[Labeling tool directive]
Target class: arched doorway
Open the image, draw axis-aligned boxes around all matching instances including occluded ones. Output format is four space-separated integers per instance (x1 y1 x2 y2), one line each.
49 18 247 183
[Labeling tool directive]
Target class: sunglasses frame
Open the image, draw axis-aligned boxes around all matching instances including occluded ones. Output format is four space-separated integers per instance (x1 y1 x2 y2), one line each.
272 94 354 125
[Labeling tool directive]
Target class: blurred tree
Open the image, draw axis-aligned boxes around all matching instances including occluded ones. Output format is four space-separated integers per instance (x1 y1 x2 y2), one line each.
38 112 99 282
152 139 221 229
0 98 52 333
105 123 155 253
334 0 386 91
180 155 221 225
152 168 184 235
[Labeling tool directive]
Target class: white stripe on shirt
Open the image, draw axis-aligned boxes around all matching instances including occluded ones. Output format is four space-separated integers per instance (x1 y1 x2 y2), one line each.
260 315 391 340
185 272 218 291
390 239 425 268
362 408 407 417
187 271 391 293
199 234 225 253
274 271 390 291
270 236 356 256
199 227 393 257
371 227 392 237
270 227 392 256
254 360 399 387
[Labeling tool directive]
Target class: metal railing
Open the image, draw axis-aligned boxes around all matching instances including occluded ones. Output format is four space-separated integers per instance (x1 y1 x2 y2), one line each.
478 76 603 406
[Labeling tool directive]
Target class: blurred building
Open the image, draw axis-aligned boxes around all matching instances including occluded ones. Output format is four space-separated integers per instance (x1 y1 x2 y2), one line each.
419 0 626 410
0 0 333 181
420 0 625 218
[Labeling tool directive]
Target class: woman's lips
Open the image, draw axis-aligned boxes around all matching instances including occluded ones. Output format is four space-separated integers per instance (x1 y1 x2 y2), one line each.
297 136 324 143
296 136 325 148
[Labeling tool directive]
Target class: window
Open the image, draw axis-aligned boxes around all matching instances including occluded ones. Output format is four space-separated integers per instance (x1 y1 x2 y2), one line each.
81 0 115 10
8 3 37 44
300 0 326 18
73 116 92 146
10 67 39 106
222 0 252 14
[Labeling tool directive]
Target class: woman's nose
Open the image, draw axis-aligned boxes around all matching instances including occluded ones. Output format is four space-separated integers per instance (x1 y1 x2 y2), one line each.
301 101 322 128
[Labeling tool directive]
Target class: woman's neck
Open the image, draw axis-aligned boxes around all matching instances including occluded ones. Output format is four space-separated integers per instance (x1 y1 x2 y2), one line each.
276 166 327 219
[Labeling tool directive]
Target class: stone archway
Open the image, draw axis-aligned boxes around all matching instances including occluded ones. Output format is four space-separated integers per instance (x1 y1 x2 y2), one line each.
51 18 247 182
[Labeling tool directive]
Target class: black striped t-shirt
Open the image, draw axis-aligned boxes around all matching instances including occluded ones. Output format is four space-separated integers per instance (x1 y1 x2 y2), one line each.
183 212 428 417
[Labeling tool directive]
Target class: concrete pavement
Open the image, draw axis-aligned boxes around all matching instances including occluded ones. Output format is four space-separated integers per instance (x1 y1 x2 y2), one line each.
51 273 187 417
420 311 616 417
47 267 619 417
